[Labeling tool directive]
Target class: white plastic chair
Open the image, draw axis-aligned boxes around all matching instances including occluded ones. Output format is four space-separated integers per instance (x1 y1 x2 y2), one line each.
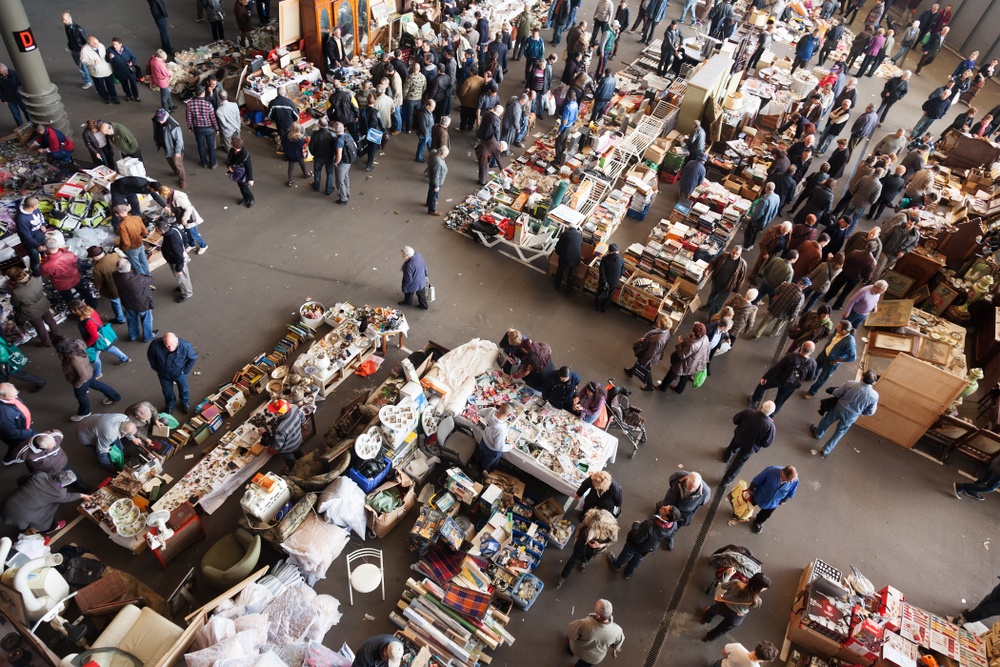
346 548 384 605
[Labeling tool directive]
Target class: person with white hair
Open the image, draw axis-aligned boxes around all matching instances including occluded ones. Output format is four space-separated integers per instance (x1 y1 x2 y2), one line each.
720 402 777 488
399 247 429 309
427 146 449 216
842 279 887 330
567 599 625 663
75 413 136 469
79 35 118 104
125 401 163 443
720 289 759 346
657 470 710 550
16 430 75 479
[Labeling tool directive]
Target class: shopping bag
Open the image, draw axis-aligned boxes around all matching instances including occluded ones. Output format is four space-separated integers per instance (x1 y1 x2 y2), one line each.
366 127 384 145
5 344 28 373
727 480 754 522
714 340 732 357
94 322 118 351
423 282 436 302
692 369 708 388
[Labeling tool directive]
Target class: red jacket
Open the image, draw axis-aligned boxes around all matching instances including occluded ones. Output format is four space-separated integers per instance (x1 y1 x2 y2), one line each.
40 249 81 290
80 313 104 347
148 55 170 89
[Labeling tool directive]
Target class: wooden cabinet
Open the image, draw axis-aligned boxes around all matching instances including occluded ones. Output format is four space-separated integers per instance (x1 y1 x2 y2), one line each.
894 247 946 291
301 0 335 73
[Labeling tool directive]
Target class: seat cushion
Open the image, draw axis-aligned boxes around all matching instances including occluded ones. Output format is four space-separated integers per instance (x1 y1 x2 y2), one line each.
115 607 183 667
445 432 478 465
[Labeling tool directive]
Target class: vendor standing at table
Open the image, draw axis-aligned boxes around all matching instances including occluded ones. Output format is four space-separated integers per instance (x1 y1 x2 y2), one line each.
352 635 404 667
473 402 514 473
543 365 581 411
258 399 306 471
497 328 527 373
513 338 556 389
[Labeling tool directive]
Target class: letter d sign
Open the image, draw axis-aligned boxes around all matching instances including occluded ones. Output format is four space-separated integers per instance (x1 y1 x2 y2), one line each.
14 28 36 52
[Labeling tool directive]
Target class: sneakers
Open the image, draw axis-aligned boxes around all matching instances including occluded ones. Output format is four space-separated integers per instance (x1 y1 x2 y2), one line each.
197 246 208 254
954 482 964 500
101 397 120 405
3 457 24 466
751 522 763 534
555 577 565 589
967 491 986 501
664 537 675 551
70 413 92 422
82 82 93 89
579 559 588 573
607 552 621 571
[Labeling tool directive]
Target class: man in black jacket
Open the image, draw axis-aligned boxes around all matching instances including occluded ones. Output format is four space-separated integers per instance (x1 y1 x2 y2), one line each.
772 166 798 211
596 243 625 312
147 0 173 56
61 12 92 89
870 165 906 219
915 26 948 75
877 71 910 123
554 224 583 295
268 89 299 136
607 505 680 579
817 19 844 66
113 260 157 343
750 342 817 414
310 118 336 195
720 403 778 487
657 470 710 548
156 220 192 303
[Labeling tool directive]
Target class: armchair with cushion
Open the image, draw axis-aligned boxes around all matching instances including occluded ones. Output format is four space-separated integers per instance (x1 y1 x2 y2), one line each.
62 604 183 667
200 528 261 589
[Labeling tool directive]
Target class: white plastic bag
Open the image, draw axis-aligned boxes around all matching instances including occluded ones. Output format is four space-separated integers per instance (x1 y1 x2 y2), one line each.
317 477 367 539
544 92 557 116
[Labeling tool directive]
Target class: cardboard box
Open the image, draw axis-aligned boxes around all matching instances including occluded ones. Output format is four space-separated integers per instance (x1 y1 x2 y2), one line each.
365 469 416 538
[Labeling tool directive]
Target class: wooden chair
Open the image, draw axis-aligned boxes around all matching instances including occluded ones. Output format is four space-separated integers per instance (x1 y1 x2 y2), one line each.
925 415 981 462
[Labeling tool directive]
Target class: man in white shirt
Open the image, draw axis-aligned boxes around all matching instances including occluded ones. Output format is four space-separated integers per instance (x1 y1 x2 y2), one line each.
215 90 241 152
473 402 514 472
710 641 779 667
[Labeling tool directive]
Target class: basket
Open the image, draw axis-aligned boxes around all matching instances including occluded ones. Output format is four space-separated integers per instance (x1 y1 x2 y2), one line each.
75 571 128 616
511 573 544 610
299 301 325 328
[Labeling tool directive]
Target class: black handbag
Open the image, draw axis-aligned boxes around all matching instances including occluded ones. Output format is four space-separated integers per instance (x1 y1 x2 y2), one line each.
63 557 106 586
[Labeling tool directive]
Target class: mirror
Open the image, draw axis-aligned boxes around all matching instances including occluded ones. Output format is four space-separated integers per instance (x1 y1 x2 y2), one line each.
320 6 332 32
337 0 355 57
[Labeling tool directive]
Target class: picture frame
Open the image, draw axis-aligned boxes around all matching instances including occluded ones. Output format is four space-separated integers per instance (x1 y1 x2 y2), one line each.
923 284 959 317
909 284 931 306
883 270 915 298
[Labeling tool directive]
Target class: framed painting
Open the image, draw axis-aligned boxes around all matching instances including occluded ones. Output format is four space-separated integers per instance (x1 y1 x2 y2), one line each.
883 270 915 298
923 284 958 317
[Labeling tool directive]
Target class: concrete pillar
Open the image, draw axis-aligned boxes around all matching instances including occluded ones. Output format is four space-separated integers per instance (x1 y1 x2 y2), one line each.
0 0 71 136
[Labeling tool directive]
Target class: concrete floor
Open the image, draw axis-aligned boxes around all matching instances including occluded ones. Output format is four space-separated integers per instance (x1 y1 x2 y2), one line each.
3 0 1000 665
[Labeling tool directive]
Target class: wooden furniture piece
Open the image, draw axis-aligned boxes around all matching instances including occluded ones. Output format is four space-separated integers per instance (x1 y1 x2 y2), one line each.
921 415 981 460
949 429 1000 476
300 0 334 73
857 353 969 448
893 247 947 292
976 308 1000 367
151 504 205 569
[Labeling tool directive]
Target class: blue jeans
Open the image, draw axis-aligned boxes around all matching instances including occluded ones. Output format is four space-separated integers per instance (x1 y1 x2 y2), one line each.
846 310 868 330
125 308 154 341
6 100 28 126
957 469 1000 495
476 441 503 472
403 100 420 131
912 115 935 139
517 117 529 142
108 298 125 322
73 377 121 416
154 17 173 53
124 247 150 275
808 361 840 395
158 374 190 411
553 20 567 45
813 404 858 455
427 186 440 213
705 288 730 315
194 126 216 166
313 157 334 193
611 542 646 577
92 345 129 378
185 226 207 249
892 45 911 64
160 87 173 110
392 107 402 132
680 0 698 21
415 134 431 161
581 411 599 424
78 59 93 85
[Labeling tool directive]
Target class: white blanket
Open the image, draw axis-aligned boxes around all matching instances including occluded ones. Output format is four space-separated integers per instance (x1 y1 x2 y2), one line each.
423 339 500 415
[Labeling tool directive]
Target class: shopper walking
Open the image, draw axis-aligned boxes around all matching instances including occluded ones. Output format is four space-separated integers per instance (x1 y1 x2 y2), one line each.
703 247 747 316
625 315 672 390
754 277 810 339
113 260 157 342
957 580 1000 624
574 470 623 516
80 37 119 105
5 268 60 347
228 138 255 207
0 64 26 128
70 301 130 380
54 336 121 422
753 250 796 304
596 243 625 312
824 248 877 309
106 38 140 102
914 26 948 75
657 470 710 548
309 118 336 196
953 454 1000 502
608 505 679 578
61 13 93 89
743 183 780 249
147 0 174 55
811 369 879 456
804 320 856 397
721 398 777 482
679 152 707 200
557 508 619 588
425 146 449 216
842 280 887 330
790 28 821 73
152 108 188 189
156 220 193 303
399 246 429 309
721 289 759 345
0 383 36 465
848 103 879 153
186 86 219 169
280 123 312 185
259 399 306 470
877 71 910 122
657 322 710 394
701 571 771 641
750 343 817 414
567 600 625 665
148 332 197 414
745 465 798 533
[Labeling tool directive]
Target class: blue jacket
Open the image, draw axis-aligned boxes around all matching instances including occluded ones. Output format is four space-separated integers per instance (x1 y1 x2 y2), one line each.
796 34 820 61
750 192 781 228
15 208 46 249
105 44 138 80
0 400 35 448
541 370 580 411
147 337 198 380
679 158 706 194
402 252 428 293
647 0 669 22
921 95 951 120
816 334 856 366
558 100 579 132
750 466 797 509
832 380 879 420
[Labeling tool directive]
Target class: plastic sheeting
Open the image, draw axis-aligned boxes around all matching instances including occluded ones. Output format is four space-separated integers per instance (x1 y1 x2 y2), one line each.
317 477 367 540
281 514 350 584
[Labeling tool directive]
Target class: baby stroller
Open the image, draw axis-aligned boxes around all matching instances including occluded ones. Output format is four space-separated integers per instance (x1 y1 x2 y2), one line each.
705 544 763 593
603 379 646 458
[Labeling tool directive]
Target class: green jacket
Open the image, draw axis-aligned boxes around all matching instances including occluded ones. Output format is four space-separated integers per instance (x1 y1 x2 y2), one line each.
515 11 534 35
109 122 140 155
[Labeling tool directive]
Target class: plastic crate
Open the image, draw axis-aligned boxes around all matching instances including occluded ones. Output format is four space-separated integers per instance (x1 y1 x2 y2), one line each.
511 573 544 610
346 456 393 494
542 518 576 549
626 202 651 220
660 170 680 185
